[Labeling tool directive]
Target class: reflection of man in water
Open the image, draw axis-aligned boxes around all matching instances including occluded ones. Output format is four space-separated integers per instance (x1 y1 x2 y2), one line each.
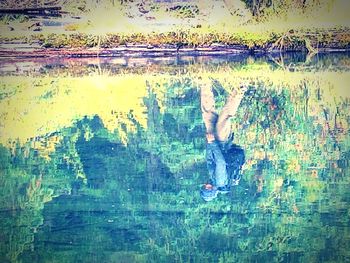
200 80 246 201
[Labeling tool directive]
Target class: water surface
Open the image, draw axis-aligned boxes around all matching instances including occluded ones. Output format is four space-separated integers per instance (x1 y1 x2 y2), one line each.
0 53 349 262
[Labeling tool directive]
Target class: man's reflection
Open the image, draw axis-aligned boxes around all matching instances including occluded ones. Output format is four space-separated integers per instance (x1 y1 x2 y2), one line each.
200 80 246 201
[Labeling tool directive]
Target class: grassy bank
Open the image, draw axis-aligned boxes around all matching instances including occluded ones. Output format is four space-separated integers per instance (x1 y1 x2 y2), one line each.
0 0 349 54
22 28 350 51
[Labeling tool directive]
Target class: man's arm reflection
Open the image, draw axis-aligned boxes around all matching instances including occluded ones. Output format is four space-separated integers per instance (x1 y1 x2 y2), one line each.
200 80 246 201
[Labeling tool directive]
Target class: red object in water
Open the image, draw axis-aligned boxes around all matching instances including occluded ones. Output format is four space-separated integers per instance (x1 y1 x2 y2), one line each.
204 183 213 190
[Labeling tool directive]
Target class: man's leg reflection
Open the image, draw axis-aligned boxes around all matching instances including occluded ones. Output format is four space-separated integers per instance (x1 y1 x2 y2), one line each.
200 81 246 202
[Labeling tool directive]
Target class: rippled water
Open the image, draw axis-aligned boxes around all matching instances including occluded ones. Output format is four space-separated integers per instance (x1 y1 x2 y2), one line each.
0 53 349 263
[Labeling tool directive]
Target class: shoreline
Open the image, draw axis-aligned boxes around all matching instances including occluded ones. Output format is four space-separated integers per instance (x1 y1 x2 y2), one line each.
1 27 349 58
0 45 349 59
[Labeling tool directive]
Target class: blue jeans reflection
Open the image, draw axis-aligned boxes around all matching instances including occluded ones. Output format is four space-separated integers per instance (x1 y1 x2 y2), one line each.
200 81 246 201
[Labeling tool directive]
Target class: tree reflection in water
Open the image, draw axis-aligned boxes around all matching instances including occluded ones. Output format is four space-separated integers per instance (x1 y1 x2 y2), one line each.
0 54 349 262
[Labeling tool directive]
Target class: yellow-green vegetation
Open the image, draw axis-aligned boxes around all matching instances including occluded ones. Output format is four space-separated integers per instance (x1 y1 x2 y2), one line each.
1 60 348 172
1 3 349 262
0 0 349 51
1 56 349 262
0 74 150 145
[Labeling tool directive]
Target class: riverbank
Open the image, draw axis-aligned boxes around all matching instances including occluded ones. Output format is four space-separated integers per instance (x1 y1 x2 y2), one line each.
0 0 349 58
1 28 349 58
